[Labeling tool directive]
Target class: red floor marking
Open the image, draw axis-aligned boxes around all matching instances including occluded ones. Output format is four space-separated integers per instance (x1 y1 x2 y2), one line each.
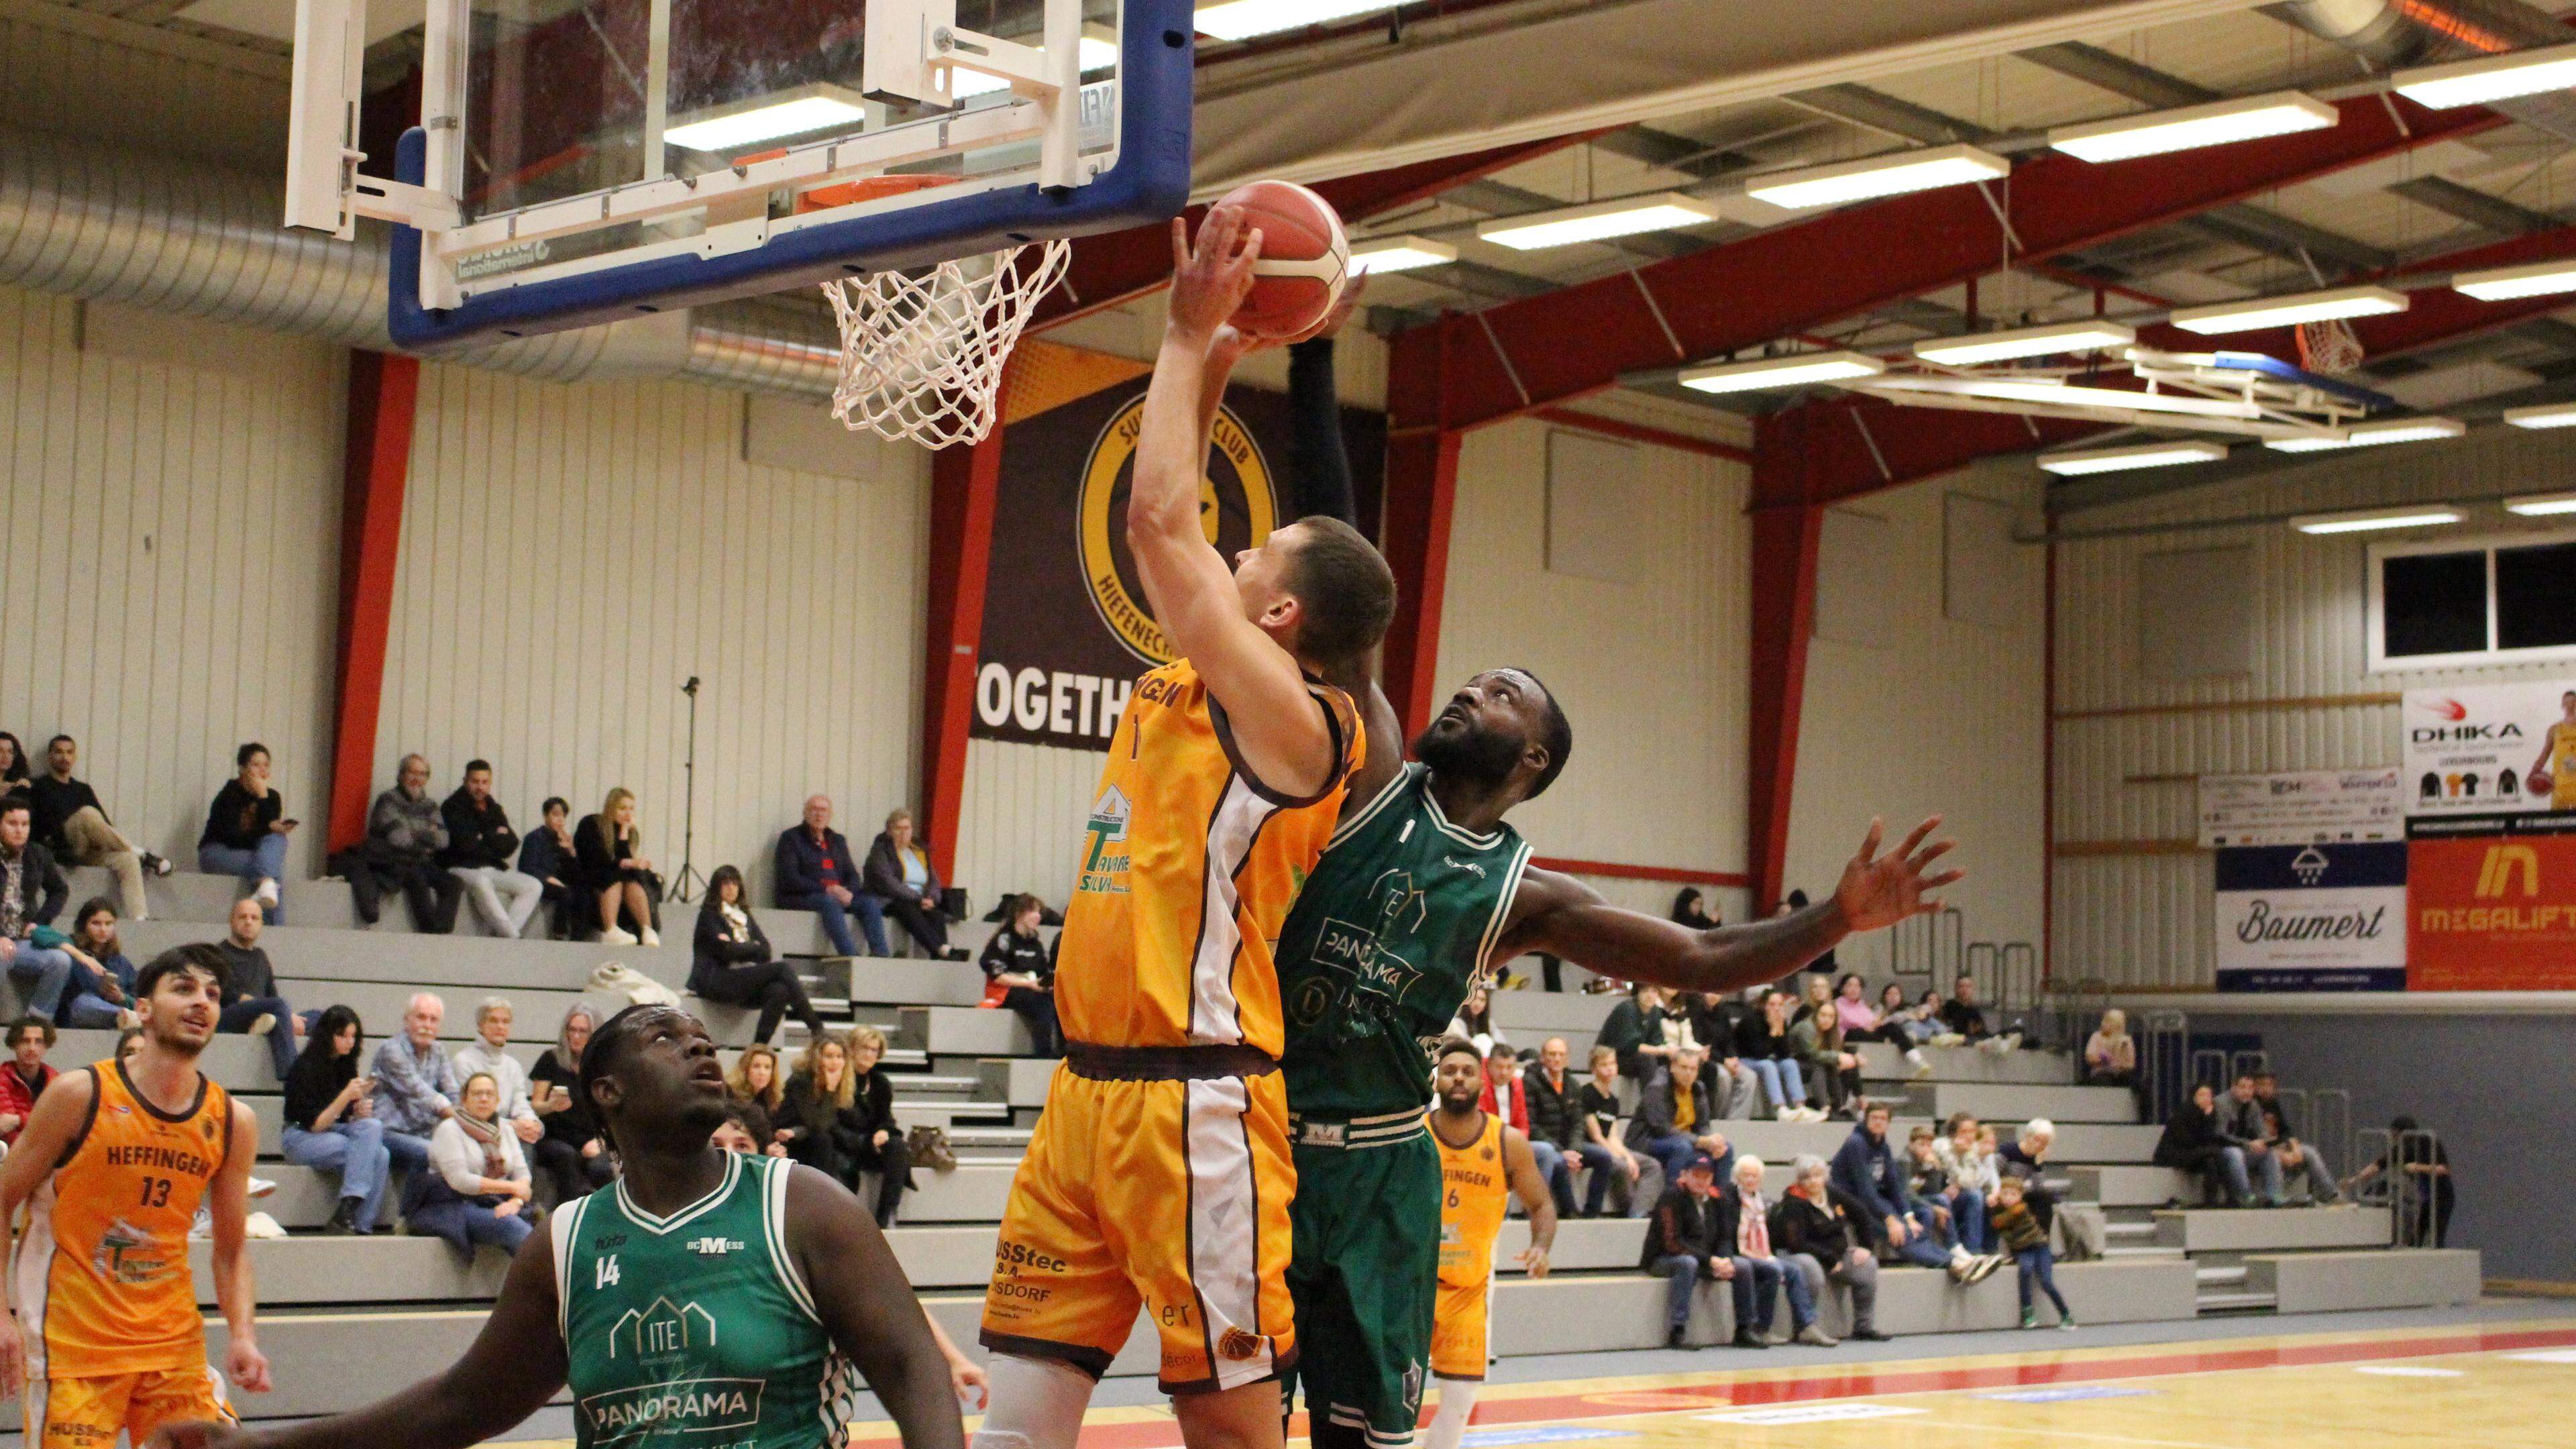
847 1324 2576 1449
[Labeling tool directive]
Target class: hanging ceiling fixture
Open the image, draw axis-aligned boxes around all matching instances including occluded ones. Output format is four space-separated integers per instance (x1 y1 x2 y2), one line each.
2035 439 2230 476
2290 505 2466 534
1740 144 2010 211
2393 40 2576 109
2169 284 2409 335
1911 319 2137 366
1346 236 1458 274
2047 91 2339 164
1476 193 1725 251
2265 417 2465 452
1677 351 1886 394
2452 259 2576 301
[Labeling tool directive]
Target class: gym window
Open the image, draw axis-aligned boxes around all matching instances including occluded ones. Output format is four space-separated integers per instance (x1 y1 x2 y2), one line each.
2367 529 2576 671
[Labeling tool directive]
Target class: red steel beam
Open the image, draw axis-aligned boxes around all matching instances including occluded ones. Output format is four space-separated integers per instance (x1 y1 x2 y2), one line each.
1407 93 2498 435
327 352 421 855
920 425 1007 884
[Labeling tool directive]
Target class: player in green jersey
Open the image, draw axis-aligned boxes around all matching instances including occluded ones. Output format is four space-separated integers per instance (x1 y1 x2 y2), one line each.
148 1004 963 1449
1198 321 1966 1449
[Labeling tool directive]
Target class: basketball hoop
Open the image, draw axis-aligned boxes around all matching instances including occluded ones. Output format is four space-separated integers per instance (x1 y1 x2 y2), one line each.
2296 317 2365 377
822 237 1071 448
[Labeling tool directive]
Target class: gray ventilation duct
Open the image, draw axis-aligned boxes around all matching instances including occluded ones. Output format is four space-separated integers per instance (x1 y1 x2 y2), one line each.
0 123 841 397
2269 0 2576 143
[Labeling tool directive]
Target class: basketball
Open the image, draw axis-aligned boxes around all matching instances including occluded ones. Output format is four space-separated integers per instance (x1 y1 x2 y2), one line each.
1215 180 1349 339
2533 769 2557 798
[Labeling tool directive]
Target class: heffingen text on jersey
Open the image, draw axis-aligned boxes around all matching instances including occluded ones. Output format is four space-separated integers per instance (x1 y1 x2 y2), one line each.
101 1144 211 1175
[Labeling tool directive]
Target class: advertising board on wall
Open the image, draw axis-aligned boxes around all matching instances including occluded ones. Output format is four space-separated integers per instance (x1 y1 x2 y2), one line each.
2396 679 2576 990
2401 681 2576 822
2203 769 2409 991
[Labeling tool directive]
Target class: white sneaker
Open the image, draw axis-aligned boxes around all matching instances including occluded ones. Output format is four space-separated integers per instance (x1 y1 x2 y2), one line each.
600 927 639 946
246 1013 277 1037
1908 1051 1934 1078
639 926 662 948
249 1176 276 1199
1776 1105 1801 1122
253 879 280 908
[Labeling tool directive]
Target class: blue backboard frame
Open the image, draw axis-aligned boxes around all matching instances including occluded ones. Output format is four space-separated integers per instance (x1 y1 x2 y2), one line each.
388 0 1193 351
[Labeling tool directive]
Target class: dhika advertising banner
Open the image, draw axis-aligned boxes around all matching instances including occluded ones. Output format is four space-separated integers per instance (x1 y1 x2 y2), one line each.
2401 680 2576 821
2406 831 2576 991
2212 841 2408 992
970 374 1385 751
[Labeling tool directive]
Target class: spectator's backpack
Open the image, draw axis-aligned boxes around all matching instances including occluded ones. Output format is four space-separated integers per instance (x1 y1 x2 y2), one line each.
906 1124 958 1173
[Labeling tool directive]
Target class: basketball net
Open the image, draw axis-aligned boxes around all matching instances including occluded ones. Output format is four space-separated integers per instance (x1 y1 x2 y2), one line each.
822 238 1071 448
2296 317 2365 376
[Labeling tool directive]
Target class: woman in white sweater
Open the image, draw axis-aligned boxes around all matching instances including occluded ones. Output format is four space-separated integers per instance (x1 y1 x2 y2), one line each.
1931 1111 2000 1254
415 1072 535 1254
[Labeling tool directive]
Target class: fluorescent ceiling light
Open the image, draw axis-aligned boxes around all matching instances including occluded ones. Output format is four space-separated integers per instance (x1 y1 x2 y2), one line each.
2169 284 2409 335
1741 143 2010 211
953 35 1118 96
2504 402 2576 430
2265 417 2466 452
2393 40 2576 110
1475 193 1723 250
1678 351 1884 395
2290 505 2466 534
2047 90 2337 163
1348 235 1456 274
2453 258 2576 301
2035 439 2228 475
1912 319 2136 366
1195 0 1393 42
664 87 869 152
2506 489 2576 515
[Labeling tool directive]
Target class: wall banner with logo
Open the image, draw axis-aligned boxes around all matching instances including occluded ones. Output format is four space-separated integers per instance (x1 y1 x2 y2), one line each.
2406 828 2576 990
2213 841 2409 992
969 373 1385 752
2198 768 2404 848
2401 680 2576 822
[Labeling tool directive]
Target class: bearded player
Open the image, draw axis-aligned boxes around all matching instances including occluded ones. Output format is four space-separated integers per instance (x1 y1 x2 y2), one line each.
1185 331 1962 1449
971 205 1393 1449
0 943 269 1449
1419 1042 1552 1449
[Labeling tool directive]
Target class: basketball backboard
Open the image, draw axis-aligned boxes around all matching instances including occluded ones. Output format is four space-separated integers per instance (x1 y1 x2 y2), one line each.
287 0 1192 348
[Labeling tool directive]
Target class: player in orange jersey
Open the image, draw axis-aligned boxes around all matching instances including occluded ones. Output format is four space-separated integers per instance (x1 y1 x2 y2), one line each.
0 942 269 1448
973 205 1396 1449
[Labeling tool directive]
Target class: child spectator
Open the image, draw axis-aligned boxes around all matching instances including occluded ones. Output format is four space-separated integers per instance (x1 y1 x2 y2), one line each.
1992 1176 2074 1330
1931 1113 1998 1253
1576 1044 1643 1216
1733 989 1816 1122
977 894 1060 1057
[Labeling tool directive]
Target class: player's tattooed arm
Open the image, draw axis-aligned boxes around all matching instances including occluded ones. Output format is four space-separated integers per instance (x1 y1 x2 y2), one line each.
0 1069 95 1388
152 1228 571 1449
1499 1126 1556 1279
784 1163 966 1449
1493 817 1962 996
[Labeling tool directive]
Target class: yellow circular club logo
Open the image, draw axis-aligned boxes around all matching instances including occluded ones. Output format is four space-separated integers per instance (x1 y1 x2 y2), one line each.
1079 393 1279 663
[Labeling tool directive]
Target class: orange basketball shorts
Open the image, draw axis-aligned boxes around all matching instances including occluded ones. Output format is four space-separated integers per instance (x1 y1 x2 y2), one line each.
1428 1275 1492 1381
980 1054 1296 1395
25 1364 236 1449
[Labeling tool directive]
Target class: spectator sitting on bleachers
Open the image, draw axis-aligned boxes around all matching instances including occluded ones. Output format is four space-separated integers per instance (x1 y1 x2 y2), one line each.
845 1026 912 1228
1834 973 1931 1075
574 787 663 947
1878 981 1935 1048
1577 1044 1643 1216
1931 1113 1998 1254
1992 1175 2074 1330
977 893 1060 1057
528 1004 614 1201
341 753 465 932
1671 888 1715 929
775 796 885 959
1637 1150 1743 1351
57 898 138 1029
1678 991 1762 1121
863 809 961 960
0 1015 58 1146
517 797 580 941
213 896 301 1081
1788 996 1865 1120
1599 980 1674 1087
439 759 542 938
413 1071 537 1256
281 1004 395 1236
726 1042 789 1148
1734 989 1819 1123
372 993 462 1171
0 733 26 793
1481 1039 1576 1218
0 796 78 1021
690 865 827 1047
2083 1009 2137 1087
2218 1073 2288 1208
1998 1118 2059 1230
714 1099 790 1158
1525 1036 1603 1218
451 998 544 1146
1937 974 2021 1055
1729 1154 1834 1347
29 734 171 920
2345 1115 2452 1245
1831 1103 1996 1283
197 742 293 922
777 1030 857 1179
1627 1050 1731 1193
1901 1126 1955 1238
2153 1081 2239 1206
1446 981 1495 1055
1771 1153 1886 1342
2251 1073 2343 1205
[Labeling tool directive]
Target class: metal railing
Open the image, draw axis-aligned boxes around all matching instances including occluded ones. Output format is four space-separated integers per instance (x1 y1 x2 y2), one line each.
2141 1009 2190 1124
2349 1125 2449 1248
1892 906 1963 985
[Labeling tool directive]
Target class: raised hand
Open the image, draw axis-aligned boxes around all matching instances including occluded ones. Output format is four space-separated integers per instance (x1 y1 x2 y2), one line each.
1165 206 1263 341
1835 816 1964 933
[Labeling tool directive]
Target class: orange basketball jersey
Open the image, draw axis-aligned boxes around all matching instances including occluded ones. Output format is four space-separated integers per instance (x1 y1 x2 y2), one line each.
12 1061 232 1378
1055 659 1362 1056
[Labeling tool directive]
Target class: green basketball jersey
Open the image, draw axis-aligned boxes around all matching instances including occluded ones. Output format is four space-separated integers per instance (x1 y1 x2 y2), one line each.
1278 763 1534 1120
551 1151 860 1449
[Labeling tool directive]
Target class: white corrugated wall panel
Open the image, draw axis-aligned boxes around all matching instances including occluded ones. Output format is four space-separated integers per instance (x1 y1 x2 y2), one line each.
1431 419 1751 877
0 284 342 872
2053 425 2576 989
953 739 1104 906
375 370 928 903
1787 470 2047 980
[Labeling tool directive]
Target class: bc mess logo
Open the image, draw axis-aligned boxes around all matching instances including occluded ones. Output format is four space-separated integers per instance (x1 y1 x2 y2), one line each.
1078 393 1278 664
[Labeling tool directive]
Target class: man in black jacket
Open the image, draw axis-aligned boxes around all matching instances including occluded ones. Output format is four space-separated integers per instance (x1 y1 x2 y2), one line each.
1626 1051 1729 1195
1638 1152 1770 1350
1524 1036 1602 1217
0 798 77 1021
2217 1073 2287 1208
28 734 171 919
774 796 885 958
441 760 543 938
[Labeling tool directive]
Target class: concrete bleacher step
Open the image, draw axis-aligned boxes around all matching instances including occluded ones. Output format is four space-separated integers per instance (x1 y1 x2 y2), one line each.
2047 1122 2166 1163
845 959 990 1010
1857 1041 2076 1085
904 1005 1034 1058
2196 1265 2250 1288
2245 1248 2482 1313
891 1102 1017 1131
2152 1205 2392 1253
190 1234 511 1307
212 1309 517 1420
2065 1165 2198 1207
2196 1289 2281 1314
1891 1081 2139 1125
